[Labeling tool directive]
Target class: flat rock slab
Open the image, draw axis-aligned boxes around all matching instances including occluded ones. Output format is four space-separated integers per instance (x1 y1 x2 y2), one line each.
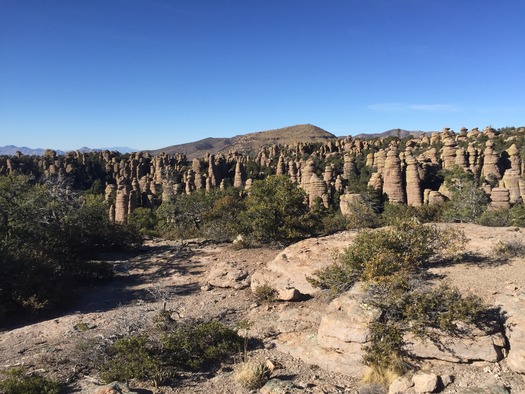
251 231 357 299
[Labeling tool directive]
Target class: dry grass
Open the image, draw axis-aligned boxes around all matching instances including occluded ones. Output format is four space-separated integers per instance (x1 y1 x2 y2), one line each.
234 361 272 390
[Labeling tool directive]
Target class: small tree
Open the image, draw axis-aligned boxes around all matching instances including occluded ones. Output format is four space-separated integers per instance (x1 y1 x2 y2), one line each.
239 176 310 242
441 166 488 222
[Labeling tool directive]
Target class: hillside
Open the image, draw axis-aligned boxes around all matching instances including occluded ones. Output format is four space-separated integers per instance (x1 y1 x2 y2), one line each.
146 124 336 158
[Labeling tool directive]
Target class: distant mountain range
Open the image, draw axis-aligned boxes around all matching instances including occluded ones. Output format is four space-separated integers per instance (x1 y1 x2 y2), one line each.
0 145 137 156
1 126 431 158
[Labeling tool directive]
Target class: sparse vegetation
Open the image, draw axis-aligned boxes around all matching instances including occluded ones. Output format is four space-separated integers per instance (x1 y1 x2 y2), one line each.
0 367 61 394
309 220 486 384
253 284 277 303
99 320 242 386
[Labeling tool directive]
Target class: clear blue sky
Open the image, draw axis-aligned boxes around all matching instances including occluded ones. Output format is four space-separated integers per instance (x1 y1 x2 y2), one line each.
1 0 524 150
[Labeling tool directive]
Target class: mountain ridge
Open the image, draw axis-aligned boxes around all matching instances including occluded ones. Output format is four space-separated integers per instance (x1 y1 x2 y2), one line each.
145 124 336 159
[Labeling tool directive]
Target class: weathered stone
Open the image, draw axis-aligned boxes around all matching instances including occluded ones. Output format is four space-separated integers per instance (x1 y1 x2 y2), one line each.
368 172 383 191
233 161 245 188
502 169 523 204
317 283 381 346
405 154 422 206
482 140 501 181
497 292 525 373
207 261 249 289
412 373 438 394
405 323 502 363
389 376 415 394
383 148 405 203
490 187 511 210
251 231 357 299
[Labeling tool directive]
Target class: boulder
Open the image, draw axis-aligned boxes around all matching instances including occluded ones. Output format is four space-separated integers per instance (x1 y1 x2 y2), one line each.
389 376 414 394
412 373 438 393
207 261 249 289
317 283 381 346
251 231 357 300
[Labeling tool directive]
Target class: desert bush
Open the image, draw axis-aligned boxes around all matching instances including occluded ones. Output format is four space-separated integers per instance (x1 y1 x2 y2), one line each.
100 335 167 386
156 188 245 241
440 166 489 223
510 203 525 226
253 284 277 303
100 321 240 383
234 361 272 390
0 367 60 394
161 321 242 371
342 201 381 230
492 239 525 257
128 207 158 236
309 219 484 383
238 176 311 243
381 203 443 225
309 220 466 292
476 208 511 227
362 322 407 384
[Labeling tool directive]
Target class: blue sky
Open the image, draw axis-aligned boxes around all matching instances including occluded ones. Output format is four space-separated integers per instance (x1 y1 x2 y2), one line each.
1 0 524 150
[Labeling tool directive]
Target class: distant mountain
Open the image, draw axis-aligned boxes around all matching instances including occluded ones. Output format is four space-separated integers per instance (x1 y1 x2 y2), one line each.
147 124 336 158
78 146 137 154
0 145 136 156
353 129 428 139
0 145 66 156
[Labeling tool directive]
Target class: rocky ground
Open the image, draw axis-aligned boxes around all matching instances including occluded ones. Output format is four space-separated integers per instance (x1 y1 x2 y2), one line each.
1 224 525 393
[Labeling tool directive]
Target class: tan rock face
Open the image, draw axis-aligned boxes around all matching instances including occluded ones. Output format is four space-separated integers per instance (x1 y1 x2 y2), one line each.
502 169 523 204
339 193 366 217
233 161 245 188
497 292 525 373
405 154 422 206
441 138 457 169
383 148 406 204
114 185 129 223
482 140 502 181
490 187 511 210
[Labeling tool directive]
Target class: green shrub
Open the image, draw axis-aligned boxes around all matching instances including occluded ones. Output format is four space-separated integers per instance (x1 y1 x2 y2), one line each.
342 201 381 230
0 175 142 325
128 207 158 236
309 219 484 382
381 203 443 225
156 188 245 241
476 208 511 227
0 368 60 394
161 321 242 371
440 166 489 223
309 220 466 292
239 176 311 242
510 203 525 226
100 335 167 385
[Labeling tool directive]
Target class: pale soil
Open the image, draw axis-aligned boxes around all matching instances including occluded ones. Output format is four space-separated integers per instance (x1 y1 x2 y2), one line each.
1 224 525 393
